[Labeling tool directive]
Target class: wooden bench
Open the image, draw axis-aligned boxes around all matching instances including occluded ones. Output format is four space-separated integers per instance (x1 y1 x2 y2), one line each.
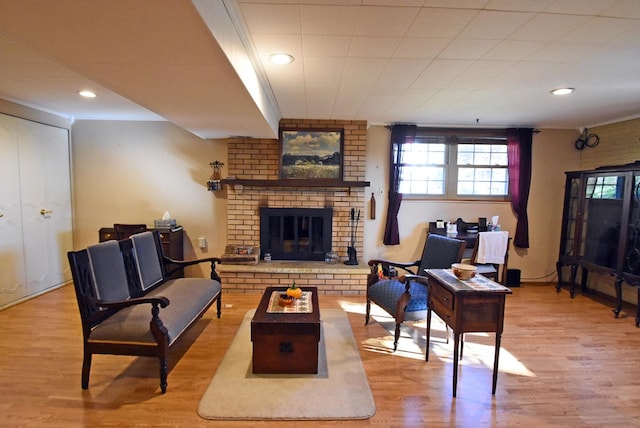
67 231 222 393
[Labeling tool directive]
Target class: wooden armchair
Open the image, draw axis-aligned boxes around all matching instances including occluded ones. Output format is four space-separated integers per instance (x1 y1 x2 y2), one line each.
365 233 466 350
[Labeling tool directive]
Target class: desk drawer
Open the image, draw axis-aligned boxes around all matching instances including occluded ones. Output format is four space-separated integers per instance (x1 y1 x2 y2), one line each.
430 298 453 326
429 282 454 311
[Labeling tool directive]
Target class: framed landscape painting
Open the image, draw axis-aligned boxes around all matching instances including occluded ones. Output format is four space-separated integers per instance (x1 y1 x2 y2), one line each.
279 128 344 180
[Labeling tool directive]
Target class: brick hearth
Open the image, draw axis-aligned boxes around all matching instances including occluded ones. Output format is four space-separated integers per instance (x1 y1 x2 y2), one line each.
218 261 370 296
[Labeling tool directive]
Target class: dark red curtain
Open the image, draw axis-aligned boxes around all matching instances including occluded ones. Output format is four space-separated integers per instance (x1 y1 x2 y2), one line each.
507 128 533 248
383 125 416 245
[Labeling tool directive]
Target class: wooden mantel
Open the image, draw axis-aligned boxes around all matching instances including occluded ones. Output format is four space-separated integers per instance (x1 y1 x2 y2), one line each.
221 178 370 189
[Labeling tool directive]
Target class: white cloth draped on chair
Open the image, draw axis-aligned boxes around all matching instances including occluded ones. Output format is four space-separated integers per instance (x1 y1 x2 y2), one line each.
476 231 509 264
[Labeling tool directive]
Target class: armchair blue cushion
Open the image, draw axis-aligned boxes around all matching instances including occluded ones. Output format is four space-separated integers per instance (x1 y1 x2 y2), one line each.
366 233 466 350
368 280 428 319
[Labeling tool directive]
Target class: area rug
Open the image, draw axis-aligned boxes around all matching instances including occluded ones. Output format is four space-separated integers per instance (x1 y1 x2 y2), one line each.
198 309 376 420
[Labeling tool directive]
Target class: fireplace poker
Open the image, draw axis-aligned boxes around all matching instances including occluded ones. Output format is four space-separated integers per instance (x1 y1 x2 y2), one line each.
350 208 360 248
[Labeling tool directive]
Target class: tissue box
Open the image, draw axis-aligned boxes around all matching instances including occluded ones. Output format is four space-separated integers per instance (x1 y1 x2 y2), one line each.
154 219 177 228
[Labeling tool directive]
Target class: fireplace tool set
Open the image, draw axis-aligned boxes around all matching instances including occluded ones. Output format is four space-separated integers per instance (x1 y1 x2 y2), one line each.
344 208 360 265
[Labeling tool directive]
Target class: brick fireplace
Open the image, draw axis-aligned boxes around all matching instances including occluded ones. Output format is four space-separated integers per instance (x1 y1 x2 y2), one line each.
218 119 370 295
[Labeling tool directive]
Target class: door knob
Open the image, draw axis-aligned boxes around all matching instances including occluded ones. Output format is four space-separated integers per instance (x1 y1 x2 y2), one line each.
40 209 53 215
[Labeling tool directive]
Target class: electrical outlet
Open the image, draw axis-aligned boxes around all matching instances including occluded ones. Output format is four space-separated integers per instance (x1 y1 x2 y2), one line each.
198 237 207 249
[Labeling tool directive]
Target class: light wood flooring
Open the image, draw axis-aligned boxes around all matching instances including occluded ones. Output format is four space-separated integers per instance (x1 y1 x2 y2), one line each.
1 282 640 427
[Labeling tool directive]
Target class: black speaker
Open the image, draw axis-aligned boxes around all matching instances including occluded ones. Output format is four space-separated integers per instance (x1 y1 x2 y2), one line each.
478 217 487 232
506 269 521 287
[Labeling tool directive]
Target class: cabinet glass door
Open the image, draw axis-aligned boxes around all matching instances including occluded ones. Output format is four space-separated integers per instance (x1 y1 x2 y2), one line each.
559 175 581 259
623 174 640 275
580 174 626 269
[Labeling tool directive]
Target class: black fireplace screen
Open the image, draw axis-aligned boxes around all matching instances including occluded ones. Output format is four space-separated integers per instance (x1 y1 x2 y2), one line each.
259 207 333 261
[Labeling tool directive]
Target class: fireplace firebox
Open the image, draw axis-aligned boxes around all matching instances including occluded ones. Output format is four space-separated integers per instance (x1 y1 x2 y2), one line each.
259 207 333 261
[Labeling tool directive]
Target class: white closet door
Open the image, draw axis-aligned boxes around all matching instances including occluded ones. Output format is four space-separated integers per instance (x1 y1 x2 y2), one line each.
18 118 72 296
0 115 27 305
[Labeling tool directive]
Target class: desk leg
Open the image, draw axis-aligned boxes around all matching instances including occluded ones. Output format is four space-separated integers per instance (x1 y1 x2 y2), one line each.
425 308 431 361
492 333 502 395
452 331 460 397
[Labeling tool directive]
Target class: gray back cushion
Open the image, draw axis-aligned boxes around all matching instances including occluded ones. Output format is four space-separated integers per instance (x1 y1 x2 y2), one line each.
87 240 130 301
419 233 464 274
131 231 164 290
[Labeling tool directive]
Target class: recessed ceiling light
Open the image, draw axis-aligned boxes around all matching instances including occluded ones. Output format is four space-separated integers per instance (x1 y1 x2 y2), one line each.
269 53 294 65
550 87 574 95
79 90 97 98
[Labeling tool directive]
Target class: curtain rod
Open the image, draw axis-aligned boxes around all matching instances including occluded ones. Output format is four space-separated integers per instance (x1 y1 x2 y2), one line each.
384 124 540 134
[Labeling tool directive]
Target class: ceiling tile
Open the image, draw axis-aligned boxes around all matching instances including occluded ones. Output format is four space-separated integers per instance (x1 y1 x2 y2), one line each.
509 13 590 42
393 37 450 58
355 6 421 36
459 10 534 39
485 0 553 12
348 37 402 57
303 57 346 87
559 16 640 44
543 0 619 15
438 39 501 59
301 5 360 35
302 35 351 57
238 3 301 34
340 57 388 88
424 0 490 8
407 7 479 38
411 59 474 89
251 33 303 58
481 39 547 61
601 0 640 18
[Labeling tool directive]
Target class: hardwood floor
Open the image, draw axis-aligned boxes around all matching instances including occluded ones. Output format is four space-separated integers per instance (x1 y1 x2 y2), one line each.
1 283 639 427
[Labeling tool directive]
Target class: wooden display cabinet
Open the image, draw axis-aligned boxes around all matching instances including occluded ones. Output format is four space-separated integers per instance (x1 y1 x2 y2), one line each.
556 162 640 326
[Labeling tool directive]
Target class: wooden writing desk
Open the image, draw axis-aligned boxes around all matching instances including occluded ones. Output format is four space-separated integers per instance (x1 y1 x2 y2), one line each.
423 269 512 397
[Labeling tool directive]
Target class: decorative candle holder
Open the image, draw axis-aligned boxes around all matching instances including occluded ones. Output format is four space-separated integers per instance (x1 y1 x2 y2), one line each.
207 160 224 191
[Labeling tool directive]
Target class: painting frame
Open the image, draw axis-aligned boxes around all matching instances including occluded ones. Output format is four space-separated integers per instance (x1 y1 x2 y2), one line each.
279 128 344 180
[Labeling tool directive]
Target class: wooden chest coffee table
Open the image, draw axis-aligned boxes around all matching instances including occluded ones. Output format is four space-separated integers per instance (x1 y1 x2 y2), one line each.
251 286 320 374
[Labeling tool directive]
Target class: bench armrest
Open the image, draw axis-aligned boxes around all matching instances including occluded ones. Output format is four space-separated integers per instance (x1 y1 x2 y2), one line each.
91 295 170 311
163 255 222 281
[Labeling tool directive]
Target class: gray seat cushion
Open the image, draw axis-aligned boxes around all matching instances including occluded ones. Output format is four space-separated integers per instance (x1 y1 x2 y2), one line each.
89 277 221 345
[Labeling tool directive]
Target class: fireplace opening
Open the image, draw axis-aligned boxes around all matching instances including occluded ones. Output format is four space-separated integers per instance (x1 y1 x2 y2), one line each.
260 207 333 261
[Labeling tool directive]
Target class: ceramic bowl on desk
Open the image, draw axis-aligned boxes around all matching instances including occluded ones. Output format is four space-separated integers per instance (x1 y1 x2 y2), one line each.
451 263 477 280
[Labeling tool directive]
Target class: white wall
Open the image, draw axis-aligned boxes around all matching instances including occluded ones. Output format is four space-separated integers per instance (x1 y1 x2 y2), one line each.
363 125 581 282
70 120 227 277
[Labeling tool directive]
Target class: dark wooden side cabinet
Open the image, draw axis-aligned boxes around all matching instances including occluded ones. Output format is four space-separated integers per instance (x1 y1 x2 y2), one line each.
99 227 184 277
556 161 640 326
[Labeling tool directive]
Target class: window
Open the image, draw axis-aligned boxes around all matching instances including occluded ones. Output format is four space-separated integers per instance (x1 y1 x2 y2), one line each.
395 129 509 200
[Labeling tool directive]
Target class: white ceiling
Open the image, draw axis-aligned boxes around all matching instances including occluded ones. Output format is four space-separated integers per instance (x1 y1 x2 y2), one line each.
0 0 639 139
